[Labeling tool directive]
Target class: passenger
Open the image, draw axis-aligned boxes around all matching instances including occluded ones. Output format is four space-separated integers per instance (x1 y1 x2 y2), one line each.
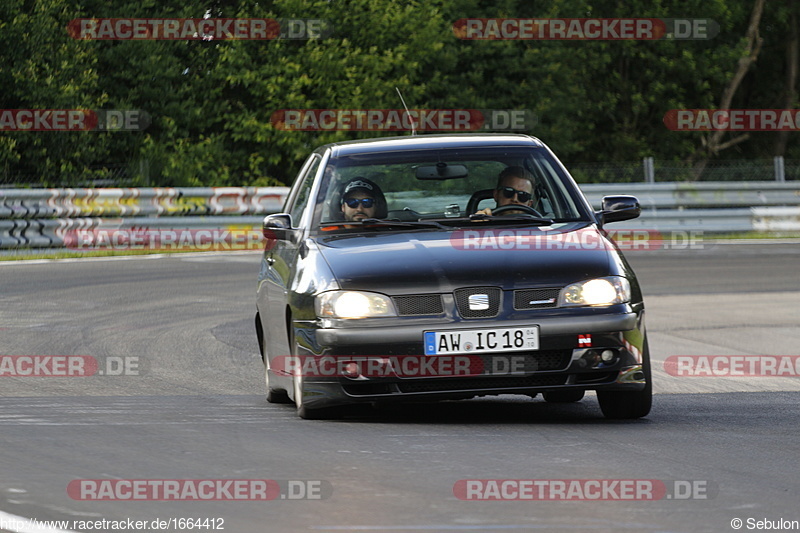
476 166 535 216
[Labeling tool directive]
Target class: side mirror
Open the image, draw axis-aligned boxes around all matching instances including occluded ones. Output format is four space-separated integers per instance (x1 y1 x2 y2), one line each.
598 195 641 224
262 213 298 243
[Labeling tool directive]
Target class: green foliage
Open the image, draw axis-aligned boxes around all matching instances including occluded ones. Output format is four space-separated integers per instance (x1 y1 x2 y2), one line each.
0 0 797 186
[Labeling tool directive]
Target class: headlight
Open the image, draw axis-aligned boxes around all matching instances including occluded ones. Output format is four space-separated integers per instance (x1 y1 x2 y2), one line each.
560 277 631 307
315 291 397 319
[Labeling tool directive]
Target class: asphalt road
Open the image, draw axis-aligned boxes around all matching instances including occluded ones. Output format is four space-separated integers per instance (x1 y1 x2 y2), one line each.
1 241 799 533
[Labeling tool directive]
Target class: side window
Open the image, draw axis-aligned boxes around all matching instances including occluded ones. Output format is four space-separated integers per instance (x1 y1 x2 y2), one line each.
287 156 321 227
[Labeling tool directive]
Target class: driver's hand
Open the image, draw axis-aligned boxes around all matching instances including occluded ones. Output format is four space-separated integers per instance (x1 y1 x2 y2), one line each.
475 207 493 216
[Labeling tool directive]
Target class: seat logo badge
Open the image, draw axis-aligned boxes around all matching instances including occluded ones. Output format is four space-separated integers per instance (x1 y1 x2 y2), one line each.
468 294 490 311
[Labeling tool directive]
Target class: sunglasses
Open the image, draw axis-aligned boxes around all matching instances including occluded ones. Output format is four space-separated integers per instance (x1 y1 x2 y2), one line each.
498 186 532 203
343 197 375 209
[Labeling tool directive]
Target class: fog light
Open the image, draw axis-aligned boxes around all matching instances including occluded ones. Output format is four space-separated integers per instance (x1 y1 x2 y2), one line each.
601 350 615 362
342 362 360 378
580 351 600 368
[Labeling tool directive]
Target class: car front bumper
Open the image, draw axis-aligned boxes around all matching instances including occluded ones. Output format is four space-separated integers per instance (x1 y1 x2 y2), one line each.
284 310 647 410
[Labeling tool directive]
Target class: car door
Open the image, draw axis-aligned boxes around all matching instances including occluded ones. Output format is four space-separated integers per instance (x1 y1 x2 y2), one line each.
262 154 321 359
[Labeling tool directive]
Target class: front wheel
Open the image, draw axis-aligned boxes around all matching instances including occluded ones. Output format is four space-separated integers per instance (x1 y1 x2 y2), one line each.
597 341 652 420
265 360 291 404
258 313 291 404
293 372 341 420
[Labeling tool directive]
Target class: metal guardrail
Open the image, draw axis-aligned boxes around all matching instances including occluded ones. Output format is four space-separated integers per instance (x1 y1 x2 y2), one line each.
752 207 800 232
579 182 800 232
0 187 289 249
0 216 269 249
1 182 799 249
0 187 287 218
580 182 800 209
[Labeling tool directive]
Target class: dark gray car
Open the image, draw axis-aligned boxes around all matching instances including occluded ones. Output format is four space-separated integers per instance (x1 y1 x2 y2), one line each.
256 134 650 420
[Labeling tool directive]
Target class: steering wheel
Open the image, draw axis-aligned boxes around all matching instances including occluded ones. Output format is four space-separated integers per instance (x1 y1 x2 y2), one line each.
491 204 544 217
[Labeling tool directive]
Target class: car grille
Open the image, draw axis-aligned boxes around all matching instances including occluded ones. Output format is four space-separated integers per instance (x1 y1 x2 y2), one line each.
339 351 572 397
514 288 561 309
397 375 567 393
393 295 444 316
342 376 568 396
471 350 572 373
454 287 501 318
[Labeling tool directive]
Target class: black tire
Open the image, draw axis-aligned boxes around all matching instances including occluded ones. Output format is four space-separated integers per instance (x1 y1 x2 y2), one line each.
255 314 265 363
298 403 342 420
543 389 585 403
265 363 292 404
293 372 342 420
597 340 652 420
267 390 291 404
286 321 343 420
257 313 291 404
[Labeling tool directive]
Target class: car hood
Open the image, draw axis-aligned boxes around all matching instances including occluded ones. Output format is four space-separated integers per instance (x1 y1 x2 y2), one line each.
316 223 614 294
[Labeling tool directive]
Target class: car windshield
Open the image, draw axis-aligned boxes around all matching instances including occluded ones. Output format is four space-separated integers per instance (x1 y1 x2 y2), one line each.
312 146 588 231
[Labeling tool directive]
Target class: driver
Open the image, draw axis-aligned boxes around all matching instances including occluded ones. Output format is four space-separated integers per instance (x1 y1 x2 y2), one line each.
476 166 535 216
339 177 387 221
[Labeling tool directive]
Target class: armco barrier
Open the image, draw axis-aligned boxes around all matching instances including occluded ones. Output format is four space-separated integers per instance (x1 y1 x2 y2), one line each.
0 216 267 249
0 187 287 219
579 182 800 233
579 182 800 210
752 207 800 232
0 187 289 249
1 182 799 249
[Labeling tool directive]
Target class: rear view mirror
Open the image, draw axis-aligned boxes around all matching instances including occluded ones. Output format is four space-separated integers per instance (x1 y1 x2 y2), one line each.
262 213 299 243
415 162 469 180
598 195 641 224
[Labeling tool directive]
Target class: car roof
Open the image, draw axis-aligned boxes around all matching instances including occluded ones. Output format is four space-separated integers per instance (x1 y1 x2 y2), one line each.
315 133 546 157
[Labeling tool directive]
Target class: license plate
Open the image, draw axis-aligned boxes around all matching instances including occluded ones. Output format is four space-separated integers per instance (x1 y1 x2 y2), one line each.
424 326 539 355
